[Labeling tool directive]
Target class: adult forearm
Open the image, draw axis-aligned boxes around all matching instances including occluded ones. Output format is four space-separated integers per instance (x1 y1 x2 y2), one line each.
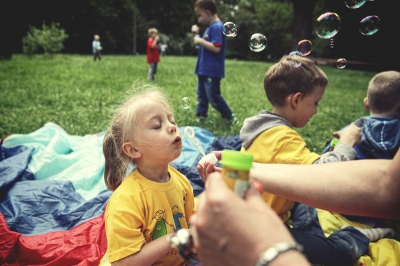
250 159 400 219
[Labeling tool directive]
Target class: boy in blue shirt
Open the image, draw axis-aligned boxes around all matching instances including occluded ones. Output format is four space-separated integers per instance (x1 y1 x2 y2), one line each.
325 70 400 159
192 0 237 126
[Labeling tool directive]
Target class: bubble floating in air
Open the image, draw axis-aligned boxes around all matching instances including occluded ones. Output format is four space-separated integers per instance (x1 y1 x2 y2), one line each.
315 12 341 39
222 22 238 37
288 51 302 68
359 15 380 36
297 40 312 56
345 0 366 9
249 33 267 52
180 97 192 109
336 58 347 69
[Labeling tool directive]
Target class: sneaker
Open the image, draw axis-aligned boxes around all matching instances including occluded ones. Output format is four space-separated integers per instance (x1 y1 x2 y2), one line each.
197 116 206 124
226 114 238 125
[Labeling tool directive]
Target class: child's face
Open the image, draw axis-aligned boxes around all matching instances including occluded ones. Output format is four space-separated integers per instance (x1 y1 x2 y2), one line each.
195 7 212 26
293 85 325 128
131 99 182 164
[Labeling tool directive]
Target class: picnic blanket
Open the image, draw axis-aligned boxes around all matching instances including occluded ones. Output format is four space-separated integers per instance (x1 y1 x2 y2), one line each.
0 122 241 265
1 122 399 265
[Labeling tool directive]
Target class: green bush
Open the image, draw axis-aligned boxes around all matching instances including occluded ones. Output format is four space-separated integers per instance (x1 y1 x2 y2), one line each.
22 22 69 56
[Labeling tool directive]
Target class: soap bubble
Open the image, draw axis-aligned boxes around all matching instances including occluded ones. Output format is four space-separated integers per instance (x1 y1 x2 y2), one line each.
180 97 192 109
330 38 335 48
345 0 366 9
297 40 312 56
222 22 237 37
289 51 301 57
336 58 347 69
315 12 341 39
288 51 302 68
359 15 380 36
249 33 267 52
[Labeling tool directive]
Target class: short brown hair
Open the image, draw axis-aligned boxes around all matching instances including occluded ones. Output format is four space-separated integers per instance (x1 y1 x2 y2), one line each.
264 55 328 106
367 70 400 115
195 0 217 14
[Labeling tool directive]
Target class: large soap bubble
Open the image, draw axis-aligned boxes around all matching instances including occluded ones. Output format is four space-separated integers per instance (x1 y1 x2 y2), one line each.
222 22 237 37
249 33 267 52
315 12 341 39
359 15 380 36
297 40 312 56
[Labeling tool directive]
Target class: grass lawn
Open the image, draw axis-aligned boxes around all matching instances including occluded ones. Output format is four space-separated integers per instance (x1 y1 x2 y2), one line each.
0 54 376 153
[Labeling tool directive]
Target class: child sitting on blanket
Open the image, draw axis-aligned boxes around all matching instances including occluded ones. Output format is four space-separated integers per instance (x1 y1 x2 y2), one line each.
103 83 198 266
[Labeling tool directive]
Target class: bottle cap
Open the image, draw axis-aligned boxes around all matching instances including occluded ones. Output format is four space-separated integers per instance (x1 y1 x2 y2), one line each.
220 149 253 171
330 138 339 147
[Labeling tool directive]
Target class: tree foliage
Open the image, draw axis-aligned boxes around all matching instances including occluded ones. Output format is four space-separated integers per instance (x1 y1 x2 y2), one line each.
22 22 68 56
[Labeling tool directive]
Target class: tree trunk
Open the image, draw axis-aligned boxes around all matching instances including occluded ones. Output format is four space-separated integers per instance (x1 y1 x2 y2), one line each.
133 0 137 55
292 0 316 51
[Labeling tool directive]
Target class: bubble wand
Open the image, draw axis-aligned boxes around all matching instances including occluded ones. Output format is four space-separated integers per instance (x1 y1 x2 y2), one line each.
184 126 205 156
184 126 218 167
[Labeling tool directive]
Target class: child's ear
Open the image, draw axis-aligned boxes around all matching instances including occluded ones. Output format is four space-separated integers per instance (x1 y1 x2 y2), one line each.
122 142 142 159
290 92 302 108
363 97 370 111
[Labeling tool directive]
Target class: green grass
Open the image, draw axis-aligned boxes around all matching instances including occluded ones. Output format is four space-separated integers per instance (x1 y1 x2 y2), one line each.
0 54 375 153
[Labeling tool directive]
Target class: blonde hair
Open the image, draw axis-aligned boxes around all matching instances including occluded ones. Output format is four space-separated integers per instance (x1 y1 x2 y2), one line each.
148 28 158 35
103 83 174 191
367 71 400 115
264 55 328 107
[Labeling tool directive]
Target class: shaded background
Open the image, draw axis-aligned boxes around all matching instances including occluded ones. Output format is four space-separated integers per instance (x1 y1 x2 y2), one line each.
0 0 398 71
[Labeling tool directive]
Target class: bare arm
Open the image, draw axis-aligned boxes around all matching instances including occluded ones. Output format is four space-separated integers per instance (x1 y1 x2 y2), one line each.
197 149 400 218
111 235 173 266
194 36 221 53
250 151 400 219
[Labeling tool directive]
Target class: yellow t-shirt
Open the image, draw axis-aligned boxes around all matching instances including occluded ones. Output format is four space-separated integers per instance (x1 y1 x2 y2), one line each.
105 165 195 265
241 125 319 221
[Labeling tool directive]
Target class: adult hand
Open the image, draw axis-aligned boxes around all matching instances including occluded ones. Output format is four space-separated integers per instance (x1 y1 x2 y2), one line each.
196 151 222 181
333 123 361 147
191 172 306 266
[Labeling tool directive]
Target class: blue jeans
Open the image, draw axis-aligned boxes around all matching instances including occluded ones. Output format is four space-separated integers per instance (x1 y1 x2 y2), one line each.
289 202 370 266
196 76 233 120
148 62 158 81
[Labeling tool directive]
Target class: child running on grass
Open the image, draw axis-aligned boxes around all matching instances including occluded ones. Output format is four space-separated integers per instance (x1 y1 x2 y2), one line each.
103 83 196 265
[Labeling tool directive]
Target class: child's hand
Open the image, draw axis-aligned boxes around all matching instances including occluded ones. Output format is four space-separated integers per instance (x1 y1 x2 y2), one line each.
197 151 222 181
333 123 361 147
191 25 199 35
193 35 201 45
